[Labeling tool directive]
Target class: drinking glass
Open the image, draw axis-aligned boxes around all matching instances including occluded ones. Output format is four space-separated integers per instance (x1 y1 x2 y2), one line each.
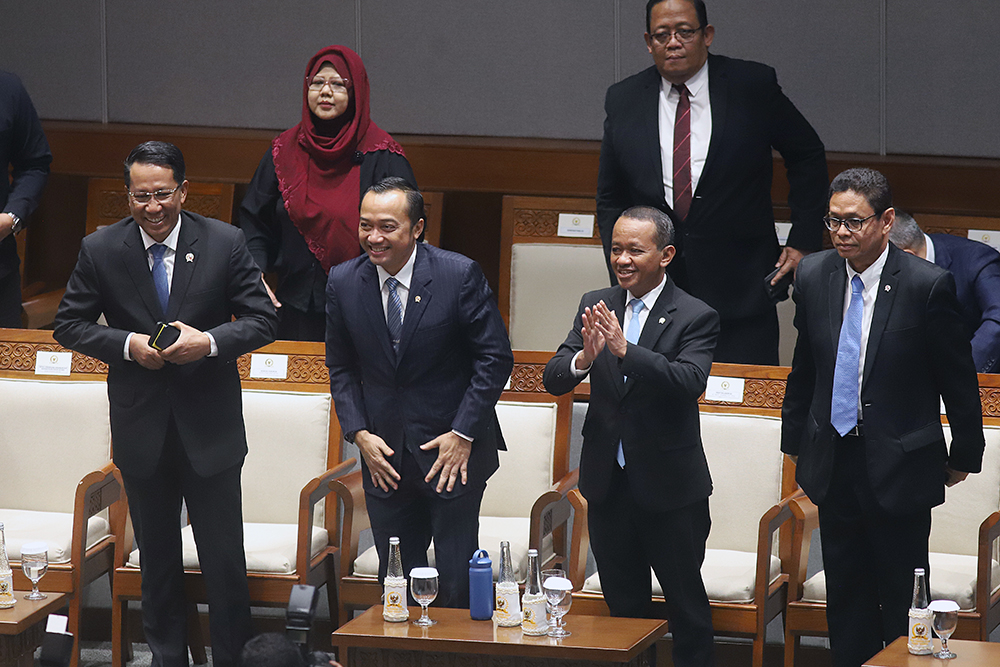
20 542 48 601
542 573 573 638
409 567 439 626
929 599 959 659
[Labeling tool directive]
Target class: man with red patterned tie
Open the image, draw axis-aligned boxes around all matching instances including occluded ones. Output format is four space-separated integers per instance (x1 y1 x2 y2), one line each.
597 0 828 364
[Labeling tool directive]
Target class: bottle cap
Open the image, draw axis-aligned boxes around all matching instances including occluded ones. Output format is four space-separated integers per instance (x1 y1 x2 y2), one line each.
914 567 925 575
389 537 399 545
527 548 538 556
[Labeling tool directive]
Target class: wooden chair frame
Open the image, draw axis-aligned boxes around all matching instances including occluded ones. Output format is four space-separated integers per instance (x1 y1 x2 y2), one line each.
0 328 127 667
109 340 349 666
783 371 1000 667
567 362 801 667
331 349 577 626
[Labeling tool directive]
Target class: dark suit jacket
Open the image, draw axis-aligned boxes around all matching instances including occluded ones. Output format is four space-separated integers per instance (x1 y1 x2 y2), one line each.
53 211 278 478
930 233 1000 373
781 244 985 515
543 276 719 512
325 243 514 500
596 54 828 321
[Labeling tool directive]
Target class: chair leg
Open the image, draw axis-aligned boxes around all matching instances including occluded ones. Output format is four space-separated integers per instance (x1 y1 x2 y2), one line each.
112 598 128 667
783 630 799 667
326 560 341 630
67 593 81 667
752 634 765 667
187 603 208 665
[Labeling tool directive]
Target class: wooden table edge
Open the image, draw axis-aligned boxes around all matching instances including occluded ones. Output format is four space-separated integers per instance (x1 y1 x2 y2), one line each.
0 592 68 634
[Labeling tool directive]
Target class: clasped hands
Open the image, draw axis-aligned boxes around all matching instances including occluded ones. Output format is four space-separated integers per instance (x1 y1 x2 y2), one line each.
575 300 628 371
129 321 212 370
356 429 471 494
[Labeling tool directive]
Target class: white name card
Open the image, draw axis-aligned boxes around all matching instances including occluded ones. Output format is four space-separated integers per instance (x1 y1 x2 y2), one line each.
968 229 1000 252
775 222 793 246
249 353 288 379
35 351 72 376
558 213 595 238
705 376 745 403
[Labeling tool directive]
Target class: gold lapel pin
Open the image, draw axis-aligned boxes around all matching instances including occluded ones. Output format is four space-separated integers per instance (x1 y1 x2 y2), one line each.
415 295 421 303
185 253 194 263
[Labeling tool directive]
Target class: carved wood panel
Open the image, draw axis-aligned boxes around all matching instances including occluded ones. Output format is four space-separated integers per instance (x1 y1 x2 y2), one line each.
236 352 329 384
700 378 787 409
509 361 546 393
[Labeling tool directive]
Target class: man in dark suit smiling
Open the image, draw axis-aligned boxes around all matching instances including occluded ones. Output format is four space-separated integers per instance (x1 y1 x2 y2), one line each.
597 0 828 364
325 177 513 607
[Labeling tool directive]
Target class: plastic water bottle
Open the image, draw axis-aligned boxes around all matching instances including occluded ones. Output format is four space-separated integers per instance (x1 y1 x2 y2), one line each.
907 567 932 655
382 537 408 622
521 549 548 635
494 541 521 626
469 549 493 620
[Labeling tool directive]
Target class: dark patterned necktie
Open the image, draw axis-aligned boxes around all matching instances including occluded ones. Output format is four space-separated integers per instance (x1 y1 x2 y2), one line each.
672 83 692 221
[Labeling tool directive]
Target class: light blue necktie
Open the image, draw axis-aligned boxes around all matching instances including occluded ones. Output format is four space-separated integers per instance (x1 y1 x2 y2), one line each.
385 276 404 352
149 244 169 316
831 275 864 436
618 298 646 467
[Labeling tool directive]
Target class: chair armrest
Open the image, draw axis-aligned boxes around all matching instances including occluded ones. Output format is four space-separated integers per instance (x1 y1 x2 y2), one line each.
786 494 819 601
976 511 1000 622
296 458 357 577
566 488 589 591
528 467 579 546
753 494 796 606
22 288 66 330
330 469 370 581
72 462 124 575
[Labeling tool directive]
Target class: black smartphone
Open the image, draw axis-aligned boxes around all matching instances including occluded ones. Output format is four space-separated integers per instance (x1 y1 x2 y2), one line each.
764 266 793 304
148 322 181 350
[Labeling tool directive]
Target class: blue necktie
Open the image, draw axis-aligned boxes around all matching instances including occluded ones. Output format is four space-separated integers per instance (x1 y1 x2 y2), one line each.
831 275 864 436
618 298 646 467
385 276 403 351
149 244 169 316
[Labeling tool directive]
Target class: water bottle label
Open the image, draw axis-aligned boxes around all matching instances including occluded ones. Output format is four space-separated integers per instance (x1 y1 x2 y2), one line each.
383 581 408 621
495 590 522 626
521 598 549 635
0 574 14 607
907 610 933 654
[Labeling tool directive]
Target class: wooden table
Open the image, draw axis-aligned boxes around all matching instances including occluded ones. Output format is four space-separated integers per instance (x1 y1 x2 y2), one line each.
0 592 68 667
334 606 668 667
864 637 1000 666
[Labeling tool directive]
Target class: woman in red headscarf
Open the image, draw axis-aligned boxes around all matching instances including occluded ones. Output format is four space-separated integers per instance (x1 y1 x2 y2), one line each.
240 45 415 341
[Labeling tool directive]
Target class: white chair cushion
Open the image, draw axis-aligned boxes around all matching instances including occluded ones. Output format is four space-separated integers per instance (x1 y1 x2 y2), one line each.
1 509 111 563
484 401 557 518
127 522 329 575
0 378 111 513
800 554 1000 611
240 389 332 525
352 516 533 581
699 413 784 553
930 425 1000 556
510 243 608 352
582 548 781 604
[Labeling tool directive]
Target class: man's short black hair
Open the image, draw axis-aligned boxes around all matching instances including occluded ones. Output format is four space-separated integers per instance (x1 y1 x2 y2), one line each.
646 0 708 33
239 633 304 667
364 176 424 228
829 167 893 217
620 205 675 249
123 141 186 189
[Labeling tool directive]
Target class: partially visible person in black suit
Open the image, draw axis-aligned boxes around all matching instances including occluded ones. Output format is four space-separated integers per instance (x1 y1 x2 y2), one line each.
781 168 985 667
0 70 51 327
888 211 1000 373
544 206 719 667
597 0 827 364
54 142 278 667
325 177 513 607
240 45 415 341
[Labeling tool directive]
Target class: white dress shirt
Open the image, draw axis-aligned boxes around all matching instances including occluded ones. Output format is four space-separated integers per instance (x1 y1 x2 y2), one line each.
842 244 890 414
375 244 417 321
658 61 712 209
924 233 936 263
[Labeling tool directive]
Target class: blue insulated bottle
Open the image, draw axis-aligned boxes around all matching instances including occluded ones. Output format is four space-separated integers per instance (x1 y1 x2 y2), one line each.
469 549 493 620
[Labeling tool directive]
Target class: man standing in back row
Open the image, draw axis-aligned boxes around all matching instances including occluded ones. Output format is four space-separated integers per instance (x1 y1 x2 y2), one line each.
598 0 828 364
781 168 984 667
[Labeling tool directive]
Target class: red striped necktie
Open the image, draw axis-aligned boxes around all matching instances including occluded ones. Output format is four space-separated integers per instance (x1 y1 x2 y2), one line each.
672 83 692 221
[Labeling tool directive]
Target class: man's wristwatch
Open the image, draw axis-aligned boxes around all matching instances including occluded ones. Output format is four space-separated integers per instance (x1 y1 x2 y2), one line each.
4 213 22 235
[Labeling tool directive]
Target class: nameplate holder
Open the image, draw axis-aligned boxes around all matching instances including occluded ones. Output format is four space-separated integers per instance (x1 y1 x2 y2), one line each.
35 351 72 376
557 213 595 238
968 229 1000 252
705 376 745 403
249 353 288 379
775 222 793 246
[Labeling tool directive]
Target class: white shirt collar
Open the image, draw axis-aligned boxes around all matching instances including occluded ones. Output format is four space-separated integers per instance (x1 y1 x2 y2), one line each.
139 216 182 252
629 273 668 310
661 58 709 97
376 243 418 291
923 233 936 263
846 242 890 287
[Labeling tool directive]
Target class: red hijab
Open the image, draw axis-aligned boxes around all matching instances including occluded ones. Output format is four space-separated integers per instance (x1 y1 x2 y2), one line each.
272 45 405 272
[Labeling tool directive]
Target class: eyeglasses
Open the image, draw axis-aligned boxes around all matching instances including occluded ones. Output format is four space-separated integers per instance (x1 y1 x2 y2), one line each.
128 185 181 204
823 213 879 233
308 78 350 94
650 26 703 45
